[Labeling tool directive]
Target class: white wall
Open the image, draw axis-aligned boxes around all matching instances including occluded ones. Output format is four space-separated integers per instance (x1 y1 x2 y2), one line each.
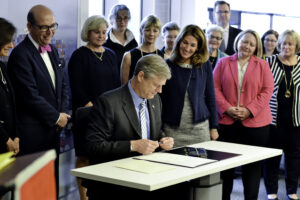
0 1 9 19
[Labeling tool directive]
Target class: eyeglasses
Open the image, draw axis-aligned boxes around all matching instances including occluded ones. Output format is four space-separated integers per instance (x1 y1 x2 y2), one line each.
116 16 129 22
209 35 223 41
264 39 277 43
215 11 230 14
34 23 58 32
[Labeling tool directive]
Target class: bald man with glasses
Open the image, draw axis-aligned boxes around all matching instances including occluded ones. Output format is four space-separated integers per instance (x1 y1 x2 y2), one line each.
7 5 69 192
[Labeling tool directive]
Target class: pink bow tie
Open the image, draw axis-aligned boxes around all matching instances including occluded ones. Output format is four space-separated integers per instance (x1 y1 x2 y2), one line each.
39 45 52 54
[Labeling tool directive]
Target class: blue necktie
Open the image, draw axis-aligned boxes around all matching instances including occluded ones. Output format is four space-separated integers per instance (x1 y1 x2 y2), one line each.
139 100 147 139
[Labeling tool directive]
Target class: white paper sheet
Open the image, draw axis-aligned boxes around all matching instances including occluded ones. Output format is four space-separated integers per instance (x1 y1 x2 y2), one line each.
114 159 175 174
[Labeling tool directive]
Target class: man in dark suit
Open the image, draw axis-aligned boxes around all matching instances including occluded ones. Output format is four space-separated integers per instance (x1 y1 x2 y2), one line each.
213 1 242 55
85 54 178 200
7 5 69 189
8 4 70 155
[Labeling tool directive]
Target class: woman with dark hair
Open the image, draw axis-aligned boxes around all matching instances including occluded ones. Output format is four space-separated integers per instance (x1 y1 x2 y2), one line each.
213 29 274 200
261 29 279 59
0 17 20 198
160 24 219 148
0 18 19 155
103 4 138 72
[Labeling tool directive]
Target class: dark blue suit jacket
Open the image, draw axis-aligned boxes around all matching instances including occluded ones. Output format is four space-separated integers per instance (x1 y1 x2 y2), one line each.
161 60 218 129
225 26 242 55
7 36 68 155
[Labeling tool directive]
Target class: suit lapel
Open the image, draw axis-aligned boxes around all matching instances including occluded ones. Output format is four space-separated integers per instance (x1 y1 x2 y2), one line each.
227 27 234 51
122 86 142 138
24 37 56 94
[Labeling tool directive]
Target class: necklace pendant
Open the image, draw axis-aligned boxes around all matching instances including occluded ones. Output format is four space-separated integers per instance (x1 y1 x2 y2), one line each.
285 90 291 98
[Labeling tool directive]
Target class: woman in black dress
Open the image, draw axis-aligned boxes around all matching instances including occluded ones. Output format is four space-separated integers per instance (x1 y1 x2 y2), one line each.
121 15 163 84
68 15 121 111
68 15 120 200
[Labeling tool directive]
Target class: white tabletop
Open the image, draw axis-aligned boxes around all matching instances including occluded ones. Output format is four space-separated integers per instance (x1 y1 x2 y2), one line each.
70 141 282 191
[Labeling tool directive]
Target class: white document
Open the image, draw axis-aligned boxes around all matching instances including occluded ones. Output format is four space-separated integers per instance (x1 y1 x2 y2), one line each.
134 152 217 168
114 159 175 174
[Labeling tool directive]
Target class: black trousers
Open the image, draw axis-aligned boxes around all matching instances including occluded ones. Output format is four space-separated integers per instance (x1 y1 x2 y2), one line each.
219 122 270 200
263 124 300 195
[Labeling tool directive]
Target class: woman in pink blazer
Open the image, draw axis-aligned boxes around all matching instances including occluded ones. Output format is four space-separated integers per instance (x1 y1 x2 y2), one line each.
213 29 274 200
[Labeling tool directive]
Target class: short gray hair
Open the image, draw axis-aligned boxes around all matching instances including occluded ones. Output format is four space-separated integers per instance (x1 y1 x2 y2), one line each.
277 30 300 53
109 4 131 25
206 25 224 39
81 15 108 42
134 54 171 80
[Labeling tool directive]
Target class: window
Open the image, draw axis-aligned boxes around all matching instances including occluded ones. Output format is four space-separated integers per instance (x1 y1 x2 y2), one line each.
273 15 300 35
241 13 270 37
89 0 103 16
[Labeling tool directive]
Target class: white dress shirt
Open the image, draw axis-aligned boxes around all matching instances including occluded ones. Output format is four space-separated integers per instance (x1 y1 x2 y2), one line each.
28 34 56 89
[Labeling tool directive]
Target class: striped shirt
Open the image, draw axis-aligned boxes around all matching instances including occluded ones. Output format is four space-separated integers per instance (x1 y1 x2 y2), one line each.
268 55 300 127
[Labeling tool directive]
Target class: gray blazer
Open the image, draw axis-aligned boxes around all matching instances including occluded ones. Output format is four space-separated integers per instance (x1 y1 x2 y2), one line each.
85 83 163 164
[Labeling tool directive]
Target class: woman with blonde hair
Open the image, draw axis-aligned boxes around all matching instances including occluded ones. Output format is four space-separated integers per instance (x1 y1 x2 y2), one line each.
121 15 163 84
68 15 120 200
213 29 274 200
264 30 300 200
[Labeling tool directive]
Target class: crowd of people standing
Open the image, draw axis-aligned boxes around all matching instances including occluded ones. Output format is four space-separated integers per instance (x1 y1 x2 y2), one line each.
1 1 300 200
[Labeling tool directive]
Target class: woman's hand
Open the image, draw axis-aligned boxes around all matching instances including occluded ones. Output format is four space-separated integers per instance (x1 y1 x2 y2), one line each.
210 129 219 140
236 107 251 121
226 107 240 120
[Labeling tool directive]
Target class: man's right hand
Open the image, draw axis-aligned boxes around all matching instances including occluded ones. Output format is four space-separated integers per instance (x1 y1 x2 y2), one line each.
130 139 159 155
57 113 71 129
